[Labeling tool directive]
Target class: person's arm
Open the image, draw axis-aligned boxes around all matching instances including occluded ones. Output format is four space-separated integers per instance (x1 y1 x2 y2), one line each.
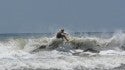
62 33 68 35
61 33 69 41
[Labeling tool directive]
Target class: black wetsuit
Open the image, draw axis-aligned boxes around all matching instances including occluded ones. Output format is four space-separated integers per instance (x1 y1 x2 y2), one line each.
56 31 64 38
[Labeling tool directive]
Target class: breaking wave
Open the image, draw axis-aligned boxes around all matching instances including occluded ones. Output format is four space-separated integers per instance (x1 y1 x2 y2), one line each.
0 31 125 53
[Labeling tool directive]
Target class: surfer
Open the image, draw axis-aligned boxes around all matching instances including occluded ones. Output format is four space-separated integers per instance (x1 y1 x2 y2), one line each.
56 29 69 41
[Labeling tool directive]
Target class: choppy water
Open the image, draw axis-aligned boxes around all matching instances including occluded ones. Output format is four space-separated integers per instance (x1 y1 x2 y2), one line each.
0 31 125 70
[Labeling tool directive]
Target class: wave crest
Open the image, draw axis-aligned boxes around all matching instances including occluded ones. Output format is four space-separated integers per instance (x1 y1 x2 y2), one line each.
0 31 125 53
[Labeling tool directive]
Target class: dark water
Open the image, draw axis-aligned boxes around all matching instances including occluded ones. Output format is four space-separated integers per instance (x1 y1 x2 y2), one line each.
0 32 114 38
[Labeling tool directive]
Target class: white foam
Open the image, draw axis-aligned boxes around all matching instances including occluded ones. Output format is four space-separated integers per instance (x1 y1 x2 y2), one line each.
0 48 125 70
100 50 125 56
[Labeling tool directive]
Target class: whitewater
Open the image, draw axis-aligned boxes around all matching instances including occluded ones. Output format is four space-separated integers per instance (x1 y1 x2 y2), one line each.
0 31 125 70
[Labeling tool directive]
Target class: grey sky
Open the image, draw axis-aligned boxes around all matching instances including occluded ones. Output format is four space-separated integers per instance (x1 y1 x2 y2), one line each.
0 0 125 33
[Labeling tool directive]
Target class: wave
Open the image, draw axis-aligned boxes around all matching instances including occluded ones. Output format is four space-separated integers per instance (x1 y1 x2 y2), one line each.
0 31 125 53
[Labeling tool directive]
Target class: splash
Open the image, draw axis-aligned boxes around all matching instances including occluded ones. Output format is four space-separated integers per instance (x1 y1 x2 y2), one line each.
0 31 125 53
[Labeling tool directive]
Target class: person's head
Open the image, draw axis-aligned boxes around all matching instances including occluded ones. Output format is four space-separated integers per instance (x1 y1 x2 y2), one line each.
60 29 64 32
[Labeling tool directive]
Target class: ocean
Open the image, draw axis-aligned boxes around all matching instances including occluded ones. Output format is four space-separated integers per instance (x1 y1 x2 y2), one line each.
0 31 125 70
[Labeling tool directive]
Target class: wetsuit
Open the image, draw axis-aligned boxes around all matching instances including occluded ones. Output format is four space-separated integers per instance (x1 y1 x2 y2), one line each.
56 31 65 38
